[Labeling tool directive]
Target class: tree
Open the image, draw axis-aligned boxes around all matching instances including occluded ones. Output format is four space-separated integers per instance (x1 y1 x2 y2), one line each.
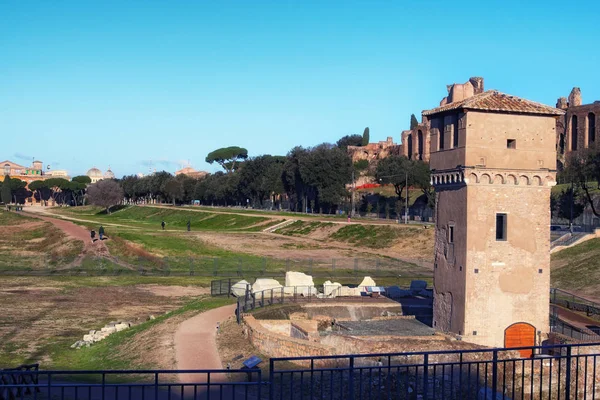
86 179 124 213
376 155 411 199
165 178 184 205
553 187 584 220
336 134 363 150
410 114 419 130
205 146 248 173
1 176 11 208
72 175 92 185
563 149 600 218
361 127 370 146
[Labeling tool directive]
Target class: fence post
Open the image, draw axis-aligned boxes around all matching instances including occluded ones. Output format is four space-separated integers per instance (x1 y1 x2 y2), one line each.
269 359 275 400
422 353 429 399
565 345 572 399
348 356 355 400
491 350 498 397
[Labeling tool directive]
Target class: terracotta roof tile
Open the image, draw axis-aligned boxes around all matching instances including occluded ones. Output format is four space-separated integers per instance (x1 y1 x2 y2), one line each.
422 90 565 116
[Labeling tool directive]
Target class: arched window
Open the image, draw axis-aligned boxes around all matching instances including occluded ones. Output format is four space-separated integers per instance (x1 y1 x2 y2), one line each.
439 117 445 150
589 113 596 144
417 130 424 160
3 164 10 176
407 133 413 159
572 115 578 151
453 114 459 148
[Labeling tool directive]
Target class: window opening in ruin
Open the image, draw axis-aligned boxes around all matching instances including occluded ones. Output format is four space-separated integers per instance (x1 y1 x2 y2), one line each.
453 115 459 148
407 133 413 159
448 225 455 243
496 213 507 241
417 130 424 160
589 113 596 144
507 139 516 149
572 115 578 151
439 118 445 150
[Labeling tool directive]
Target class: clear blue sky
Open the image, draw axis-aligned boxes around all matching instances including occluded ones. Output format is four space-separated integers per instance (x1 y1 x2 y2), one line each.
1 1 599 178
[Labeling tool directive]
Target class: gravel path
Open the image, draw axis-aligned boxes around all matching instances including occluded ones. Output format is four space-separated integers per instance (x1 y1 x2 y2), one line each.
175 304 237 384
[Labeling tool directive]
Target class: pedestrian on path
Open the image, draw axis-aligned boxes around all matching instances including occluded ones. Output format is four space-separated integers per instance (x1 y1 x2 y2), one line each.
90 230 96 243
161 220 165 230
187 219 191 232
99 225 105 240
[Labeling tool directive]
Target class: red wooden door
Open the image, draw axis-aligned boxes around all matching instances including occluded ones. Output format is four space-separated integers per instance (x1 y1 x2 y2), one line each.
505 323 536 358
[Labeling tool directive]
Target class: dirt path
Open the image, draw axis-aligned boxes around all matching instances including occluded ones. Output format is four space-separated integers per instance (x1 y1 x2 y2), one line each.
23 207 111 260
175 304 237 383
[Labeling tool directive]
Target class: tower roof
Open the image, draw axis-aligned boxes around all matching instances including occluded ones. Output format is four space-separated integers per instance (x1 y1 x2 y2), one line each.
423 90 565 117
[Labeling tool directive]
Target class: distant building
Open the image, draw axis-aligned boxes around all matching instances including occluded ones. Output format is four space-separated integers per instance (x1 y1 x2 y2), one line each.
1 159 47 204
400 77 485 162
46 170 70 179
555 87 600 168
104 168 115 180
175 165 208 179
86 167 103 183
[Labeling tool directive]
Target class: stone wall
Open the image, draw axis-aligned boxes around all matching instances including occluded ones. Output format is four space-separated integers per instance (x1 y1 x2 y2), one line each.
244 315 332 360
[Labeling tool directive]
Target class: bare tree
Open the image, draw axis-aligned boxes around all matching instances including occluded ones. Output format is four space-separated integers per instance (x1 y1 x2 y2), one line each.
86 179 124 214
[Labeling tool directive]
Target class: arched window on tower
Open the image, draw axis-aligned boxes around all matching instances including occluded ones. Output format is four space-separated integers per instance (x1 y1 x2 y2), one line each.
407 134 413 159
417 130 424 160
439 117 445 150
572 115 578 151
589 113 596 145
453 114 459 148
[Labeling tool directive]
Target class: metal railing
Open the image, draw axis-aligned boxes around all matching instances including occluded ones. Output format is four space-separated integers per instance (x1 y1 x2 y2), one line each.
550 287 600 317
0 368 262 400
5 343 600 399
550 313 600 342
0 256 431 279
268 342 600 400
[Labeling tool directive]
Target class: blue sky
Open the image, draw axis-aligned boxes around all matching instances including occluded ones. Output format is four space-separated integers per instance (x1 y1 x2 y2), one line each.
1 1 599 177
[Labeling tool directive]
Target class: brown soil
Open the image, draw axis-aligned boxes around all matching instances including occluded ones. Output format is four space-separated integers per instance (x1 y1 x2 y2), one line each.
135 285 210 297
0 277 199 366
216 319 269 370
189 230 433 272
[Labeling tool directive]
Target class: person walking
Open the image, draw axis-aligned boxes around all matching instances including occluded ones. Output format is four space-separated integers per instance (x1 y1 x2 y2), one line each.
161 221 165 230
90 230 96 243
187 219 191 232
99 225 105 241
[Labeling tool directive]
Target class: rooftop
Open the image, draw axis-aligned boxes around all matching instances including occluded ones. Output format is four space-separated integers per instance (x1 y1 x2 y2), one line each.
423 90 565 117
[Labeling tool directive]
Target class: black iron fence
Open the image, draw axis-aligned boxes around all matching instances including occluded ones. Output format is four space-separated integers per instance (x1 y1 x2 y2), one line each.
0 256 429 279
268 343 600 400
0 368 262 400
550 287 600 317
5 343 600 399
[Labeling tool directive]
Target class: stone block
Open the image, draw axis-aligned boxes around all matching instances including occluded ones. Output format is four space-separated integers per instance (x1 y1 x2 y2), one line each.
358 276 376 288
83 334 93 342
115 323 129 332
252 278 283 294
231 280 250 297
323 281 342 297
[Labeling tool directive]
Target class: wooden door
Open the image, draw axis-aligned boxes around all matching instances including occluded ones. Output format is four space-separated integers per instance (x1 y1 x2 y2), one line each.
505 323 536 358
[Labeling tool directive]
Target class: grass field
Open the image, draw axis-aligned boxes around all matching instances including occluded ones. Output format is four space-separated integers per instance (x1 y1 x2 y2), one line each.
54 205 281 232
0 211 83 270
551 237 600 299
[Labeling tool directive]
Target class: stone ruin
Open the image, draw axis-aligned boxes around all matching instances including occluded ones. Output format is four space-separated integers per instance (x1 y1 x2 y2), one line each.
231 271 382 298
71 320 132 349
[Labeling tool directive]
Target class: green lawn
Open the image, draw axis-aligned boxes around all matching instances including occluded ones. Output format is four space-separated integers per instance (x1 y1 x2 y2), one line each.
55 205 279 231
551 238 600 299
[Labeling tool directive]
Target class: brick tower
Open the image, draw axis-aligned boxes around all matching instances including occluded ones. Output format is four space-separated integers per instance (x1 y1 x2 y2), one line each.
426 90 564 349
